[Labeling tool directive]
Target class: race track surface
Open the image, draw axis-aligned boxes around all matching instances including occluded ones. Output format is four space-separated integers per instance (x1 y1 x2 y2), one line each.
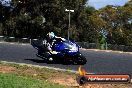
0 43 132 76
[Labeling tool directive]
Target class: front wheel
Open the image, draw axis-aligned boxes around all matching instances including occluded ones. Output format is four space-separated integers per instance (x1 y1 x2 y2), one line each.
73 53 87 65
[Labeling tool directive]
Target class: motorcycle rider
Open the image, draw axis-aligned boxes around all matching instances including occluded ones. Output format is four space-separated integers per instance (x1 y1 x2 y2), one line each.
37 31 66 61
45 32 66 52
37 32 57 61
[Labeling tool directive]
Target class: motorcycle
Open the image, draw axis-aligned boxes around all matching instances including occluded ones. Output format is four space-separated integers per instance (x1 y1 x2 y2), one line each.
31 37 87 65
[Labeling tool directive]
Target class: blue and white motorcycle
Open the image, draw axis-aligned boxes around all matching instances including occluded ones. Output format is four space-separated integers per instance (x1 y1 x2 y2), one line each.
31 37 87 65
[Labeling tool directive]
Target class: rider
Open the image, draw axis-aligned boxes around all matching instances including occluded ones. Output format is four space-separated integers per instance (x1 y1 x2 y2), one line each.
45 32 56 51
37 31 66 61
45 31 66 49
37 32 57 61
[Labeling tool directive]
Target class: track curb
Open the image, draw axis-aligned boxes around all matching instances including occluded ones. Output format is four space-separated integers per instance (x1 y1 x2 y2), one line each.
0 61 93 74
0 41 132 54
81 48 132 55
0 42 30 45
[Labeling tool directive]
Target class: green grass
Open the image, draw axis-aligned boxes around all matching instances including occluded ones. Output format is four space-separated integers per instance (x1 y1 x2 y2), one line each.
0 73 68 88
0 62 76 88
0 62 77 79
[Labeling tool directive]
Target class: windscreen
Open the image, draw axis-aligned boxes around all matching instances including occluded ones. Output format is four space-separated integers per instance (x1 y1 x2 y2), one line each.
63 40 77 49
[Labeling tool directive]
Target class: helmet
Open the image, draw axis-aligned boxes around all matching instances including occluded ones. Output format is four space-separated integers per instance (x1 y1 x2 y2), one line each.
47 32 55 39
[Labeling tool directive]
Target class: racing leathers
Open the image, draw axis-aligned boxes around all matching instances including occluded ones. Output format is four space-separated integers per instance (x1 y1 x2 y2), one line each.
37 36 66 59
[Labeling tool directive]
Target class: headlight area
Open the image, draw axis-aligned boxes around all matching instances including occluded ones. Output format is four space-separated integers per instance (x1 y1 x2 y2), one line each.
69 47 78 52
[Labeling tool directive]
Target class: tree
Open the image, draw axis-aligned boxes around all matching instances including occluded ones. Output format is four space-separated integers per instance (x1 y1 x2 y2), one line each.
6 0 89 39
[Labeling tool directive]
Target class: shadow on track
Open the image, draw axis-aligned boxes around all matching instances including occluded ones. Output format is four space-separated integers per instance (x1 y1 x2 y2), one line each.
24 58 82 65
24 58 71 65
25 59 47 63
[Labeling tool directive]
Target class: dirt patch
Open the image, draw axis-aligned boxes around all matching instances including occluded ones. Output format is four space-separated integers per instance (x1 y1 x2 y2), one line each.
0 65 16 73
21 68 40 76
48 76 79 87
0 63 132 88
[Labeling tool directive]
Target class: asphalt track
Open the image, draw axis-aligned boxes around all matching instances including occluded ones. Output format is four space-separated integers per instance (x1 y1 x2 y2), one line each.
0 42 132 76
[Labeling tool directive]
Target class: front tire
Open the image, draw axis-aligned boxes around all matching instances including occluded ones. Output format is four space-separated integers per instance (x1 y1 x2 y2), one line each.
73 53 87 65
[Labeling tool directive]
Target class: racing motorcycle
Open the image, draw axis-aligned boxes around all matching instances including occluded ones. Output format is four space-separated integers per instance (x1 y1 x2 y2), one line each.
31 37 87 65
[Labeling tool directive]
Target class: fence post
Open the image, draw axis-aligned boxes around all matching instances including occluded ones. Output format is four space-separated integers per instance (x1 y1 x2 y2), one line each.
106 42 108 50
30 39 31 44
0 36 4 42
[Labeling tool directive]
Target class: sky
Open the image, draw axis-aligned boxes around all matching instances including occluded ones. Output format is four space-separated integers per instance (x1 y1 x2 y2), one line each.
1 0 11 6
1 0 129 9
87 0 129 9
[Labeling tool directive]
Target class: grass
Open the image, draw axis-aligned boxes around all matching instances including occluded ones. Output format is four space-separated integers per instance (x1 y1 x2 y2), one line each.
0 62 76 88
0 73 67 88
0 62 78 79
1 61 132 88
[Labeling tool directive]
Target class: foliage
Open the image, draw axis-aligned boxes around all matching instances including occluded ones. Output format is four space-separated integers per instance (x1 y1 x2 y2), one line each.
0 0 132 45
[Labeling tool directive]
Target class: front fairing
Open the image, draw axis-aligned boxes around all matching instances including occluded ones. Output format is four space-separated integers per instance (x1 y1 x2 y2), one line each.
52 39 80 56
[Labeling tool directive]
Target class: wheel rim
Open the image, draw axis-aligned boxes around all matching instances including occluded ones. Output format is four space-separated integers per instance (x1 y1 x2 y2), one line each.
77 56 86 64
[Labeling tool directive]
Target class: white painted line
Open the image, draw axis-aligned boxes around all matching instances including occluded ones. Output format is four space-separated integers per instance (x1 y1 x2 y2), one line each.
0 42 30 45
119 52 123 53
1 42 132 54
94 50 98 51
0 36 4 37
0 61 94 74
22 38 28 39
9 37 15 38
33 39 38 40
82 49 87 51
21 44 28 45
106 51 111 52
10 43 15 44
80 48 132 54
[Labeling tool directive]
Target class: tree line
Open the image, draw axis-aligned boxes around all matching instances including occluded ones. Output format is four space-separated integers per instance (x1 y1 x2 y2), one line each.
0 0 132 45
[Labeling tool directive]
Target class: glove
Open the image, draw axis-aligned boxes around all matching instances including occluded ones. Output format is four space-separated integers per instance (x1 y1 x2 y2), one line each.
61 38 66 41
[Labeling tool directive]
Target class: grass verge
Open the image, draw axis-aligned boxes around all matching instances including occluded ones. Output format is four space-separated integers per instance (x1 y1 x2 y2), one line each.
1 61 132 88
0 61 78 88
0 73 66 88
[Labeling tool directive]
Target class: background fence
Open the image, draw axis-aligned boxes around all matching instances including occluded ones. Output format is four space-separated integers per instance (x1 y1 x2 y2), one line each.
0 36 132 52
77 42 132 52
0 36 30 43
